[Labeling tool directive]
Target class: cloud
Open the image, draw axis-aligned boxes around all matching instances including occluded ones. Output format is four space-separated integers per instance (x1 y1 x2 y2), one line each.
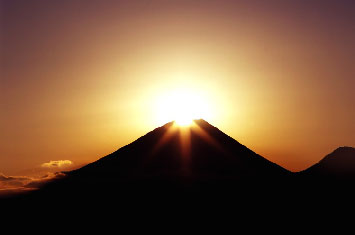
0 173 32 187
41 160 73 168
0 172 66 197
24 172 66 189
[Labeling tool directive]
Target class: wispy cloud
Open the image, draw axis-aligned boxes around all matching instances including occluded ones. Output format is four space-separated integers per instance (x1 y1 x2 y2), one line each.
0 160 82 197
0 173 32 187
23 172 66 188
0 172 66 197
41 160 72 168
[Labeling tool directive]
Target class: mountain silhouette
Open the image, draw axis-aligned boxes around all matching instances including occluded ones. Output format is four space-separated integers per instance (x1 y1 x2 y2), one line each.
300 146 355 180
70 119 289 180
17 119 291 204
2 120 354 216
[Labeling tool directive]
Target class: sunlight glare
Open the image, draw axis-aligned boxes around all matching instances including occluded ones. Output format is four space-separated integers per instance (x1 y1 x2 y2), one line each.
155 88 212 126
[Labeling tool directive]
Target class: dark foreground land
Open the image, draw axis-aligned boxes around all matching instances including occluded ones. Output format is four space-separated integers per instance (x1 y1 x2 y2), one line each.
2 120 355 218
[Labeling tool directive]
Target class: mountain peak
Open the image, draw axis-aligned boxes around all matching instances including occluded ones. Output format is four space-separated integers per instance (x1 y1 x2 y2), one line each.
320 146 355 163
70 119 289 181
332 146 354 154
301 146 355 178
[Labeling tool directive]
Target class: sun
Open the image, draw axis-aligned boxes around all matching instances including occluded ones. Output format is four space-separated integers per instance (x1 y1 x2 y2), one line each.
155 88 212 126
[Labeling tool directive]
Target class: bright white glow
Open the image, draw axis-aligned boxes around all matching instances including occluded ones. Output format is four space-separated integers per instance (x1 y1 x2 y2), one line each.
155 88 212 126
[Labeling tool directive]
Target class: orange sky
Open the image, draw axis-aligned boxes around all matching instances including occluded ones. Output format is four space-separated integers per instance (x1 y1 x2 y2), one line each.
1 0 354 175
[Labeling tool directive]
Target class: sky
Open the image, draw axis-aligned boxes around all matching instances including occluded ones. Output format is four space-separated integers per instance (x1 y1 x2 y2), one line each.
1 0 354 178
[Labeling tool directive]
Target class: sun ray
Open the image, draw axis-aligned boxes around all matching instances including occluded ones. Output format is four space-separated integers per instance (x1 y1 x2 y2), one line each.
191 121 226 154
179 126 192 175
149 123 178 156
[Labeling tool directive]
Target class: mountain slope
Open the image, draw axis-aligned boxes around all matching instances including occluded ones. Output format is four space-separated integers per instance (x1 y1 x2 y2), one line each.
68 119 289 180
5 121 354 211
28 119 290 200
301 146 355 179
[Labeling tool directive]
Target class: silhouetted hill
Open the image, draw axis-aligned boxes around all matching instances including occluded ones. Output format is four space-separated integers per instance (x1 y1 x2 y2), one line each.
71 119 289 180
300 146 355 180
2 121 354 217
15 119 291 204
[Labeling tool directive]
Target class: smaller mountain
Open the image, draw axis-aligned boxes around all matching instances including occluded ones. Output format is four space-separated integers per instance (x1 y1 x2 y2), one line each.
300 147 355 180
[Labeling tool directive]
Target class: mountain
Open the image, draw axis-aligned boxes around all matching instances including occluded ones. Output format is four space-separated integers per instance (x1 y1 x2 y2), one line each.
25 119 290 202
71 119 289 179
300 146 355 180
3 121 354 215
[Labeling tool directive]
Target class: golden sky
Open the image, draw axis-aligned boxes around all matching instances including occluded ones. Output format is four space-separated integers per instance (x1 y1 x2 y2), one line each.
1 0 354 175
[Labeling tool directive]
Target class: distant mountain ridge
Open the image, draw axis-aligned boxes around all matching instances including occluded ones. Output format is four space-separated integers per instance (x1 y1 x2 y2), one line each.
300 146 355 179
